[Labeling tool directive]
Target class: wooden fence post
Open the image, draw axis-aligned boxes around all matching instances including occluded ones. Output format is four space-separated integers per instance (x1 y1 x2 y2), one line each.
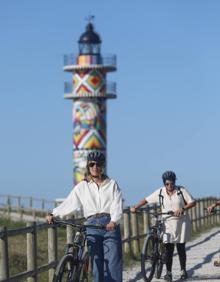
209 198 213 225
200 199 204 227
0 226 9 280
195 201 199 231
48 225 57 281
214 198 218 224
131 212 139 256
41 199 45 210
143 208 149 234
29 197 33 209
7 195 11 219
66 216 74 244
6 195 10 206
203 198 208 226
17 196 21 208
16 195 23 221
27 222 37 282
123 210 131 254
217 198 220 224
192 205 197 232
31 207 36 220
207 198 211 225
188 207 193 230
198 200 202 229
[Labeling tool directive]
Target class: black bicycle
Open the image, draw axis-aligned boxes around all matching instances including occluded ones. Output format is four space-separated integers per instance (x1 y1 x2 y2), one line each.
52 219 105 282
204 208 220 267
141 211 173 282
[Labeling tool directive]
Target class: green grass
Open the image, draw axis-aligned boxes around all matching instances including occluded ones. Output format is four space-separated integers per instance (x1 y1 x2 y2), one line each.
0 217 26 228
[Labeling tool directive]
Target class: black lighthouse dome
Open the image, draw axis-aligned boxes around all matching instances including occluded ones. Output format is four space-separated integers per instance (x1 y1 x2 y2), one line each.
78 23 102 55
79 23 101 44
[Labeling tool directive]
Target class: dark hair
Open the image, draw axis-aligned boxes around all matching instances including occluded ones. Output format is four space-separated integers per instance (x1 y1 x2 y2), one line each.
162 170 176 184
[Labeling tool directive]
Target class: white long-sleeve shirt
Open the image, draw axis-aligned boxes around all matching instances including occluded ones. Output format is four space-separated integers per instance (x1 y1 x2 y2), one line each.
52 178 123 223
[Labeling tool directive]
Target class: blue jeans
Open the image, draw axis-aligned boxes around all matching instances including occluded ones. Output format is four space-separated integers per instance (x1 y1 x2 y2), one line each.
86 215 122 282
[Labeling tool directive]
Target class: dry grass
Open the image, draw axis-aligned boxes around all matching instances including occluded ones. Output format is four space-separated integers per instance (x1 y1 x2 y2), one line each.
1 217 67 281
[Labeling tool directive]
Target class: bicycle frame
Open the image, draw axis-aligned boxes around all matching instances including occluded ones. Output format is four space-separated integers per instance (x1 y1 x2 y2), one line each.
149 211 171 237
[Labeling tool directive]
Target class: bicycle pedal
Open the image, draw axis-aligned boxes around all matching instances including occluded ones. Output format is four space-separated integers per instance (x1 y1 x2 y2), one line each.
214 260 220 267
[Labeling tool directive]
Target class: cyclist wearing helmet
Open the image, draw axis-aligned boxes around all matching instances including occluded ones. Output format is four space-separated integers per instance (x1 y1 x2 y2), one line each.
130 170 196 282
47 151 123 282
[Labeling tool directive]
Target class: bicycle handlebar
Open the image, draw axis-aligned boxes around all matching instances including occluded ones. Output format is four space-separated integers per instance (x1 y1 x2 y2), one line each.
147 211 174 217
53 219 106 230
135 209 174 216
204 208 220 214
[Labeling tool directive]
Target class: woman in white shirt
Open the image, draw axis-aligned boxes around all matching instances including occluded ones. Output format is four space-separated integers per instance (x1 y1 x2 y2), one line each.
130 171 196 282
47 151 123 282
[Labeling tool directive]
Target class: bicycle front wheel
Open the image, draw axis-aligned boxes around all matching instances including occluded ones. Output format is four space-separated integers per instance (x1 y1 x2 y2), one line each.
53 254 77 282
155 241 164 279
141 235 157 282
78 251 89 282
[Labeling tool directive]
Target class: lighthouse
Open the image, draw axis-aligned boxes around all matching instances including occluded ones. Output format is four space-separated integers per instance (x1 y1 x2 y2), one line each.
64 20 117 184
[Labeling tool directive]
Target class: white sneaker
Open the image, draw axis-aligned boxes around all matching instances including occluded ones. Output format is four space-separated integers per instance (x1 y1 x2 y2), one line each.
180 269 188 279
164 271 172 282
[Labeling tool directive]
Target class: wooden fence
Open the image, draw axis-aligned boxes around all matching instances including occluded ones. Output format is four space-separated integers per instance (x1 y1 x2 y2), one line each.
0 195 58 222
0 197 220 281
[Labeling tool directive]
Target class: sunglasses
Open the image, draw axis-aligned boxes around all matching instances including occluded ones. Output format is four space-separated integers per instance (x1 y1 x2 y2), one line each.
88 162 102 168
165 182 174 186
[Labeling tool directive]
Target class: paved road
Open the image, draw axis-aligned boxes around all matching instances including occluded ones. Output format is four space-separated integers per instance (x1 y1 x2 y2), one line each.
123 226 220 282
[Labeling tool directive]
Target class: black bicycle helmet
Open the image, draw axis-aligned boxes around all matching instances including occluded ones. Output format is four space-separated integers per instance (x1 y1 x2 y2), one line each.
87 151 106 166
162 170 176 184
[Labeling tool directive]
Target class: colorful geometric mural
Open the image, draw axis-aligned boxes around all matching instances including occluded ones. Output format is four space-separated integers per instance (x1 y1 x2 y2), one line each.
73 69 106 97
77 55 102 65
73 150 88 183
73 100 106 150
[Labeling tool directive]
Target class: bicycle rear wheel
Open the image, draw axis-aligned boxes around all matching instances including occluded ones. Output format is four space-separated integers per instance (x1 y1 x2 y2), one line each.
141 235 156 282
53 254 77 282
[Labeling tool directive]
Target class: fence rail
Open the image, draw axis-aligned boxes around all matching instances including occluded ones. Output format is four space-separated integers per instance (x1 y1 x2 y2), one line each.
0 195 58 222
0 197 220 281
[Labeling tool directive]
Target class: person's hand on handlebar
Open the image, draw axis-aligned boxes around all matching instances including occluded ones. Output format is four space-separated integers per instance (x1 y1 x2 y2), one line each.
130 206 137 213
46 213 54 224
130 199 148 213
173 208 184 217
207 204 216 214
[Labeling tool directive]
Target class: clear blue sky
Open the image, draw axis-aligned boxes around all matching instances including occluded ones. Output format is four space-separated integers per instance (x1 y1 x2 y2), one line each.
1 1 220 205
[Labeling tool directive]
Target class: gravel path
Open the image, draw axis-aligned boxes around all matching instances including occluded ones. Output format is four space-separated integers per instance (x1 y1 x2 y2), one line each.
123 226 220 282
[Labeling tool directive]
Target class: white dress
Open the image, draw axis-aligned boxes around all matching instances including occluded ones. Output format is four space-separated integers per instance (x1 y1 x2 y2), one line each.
145 186 195 243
